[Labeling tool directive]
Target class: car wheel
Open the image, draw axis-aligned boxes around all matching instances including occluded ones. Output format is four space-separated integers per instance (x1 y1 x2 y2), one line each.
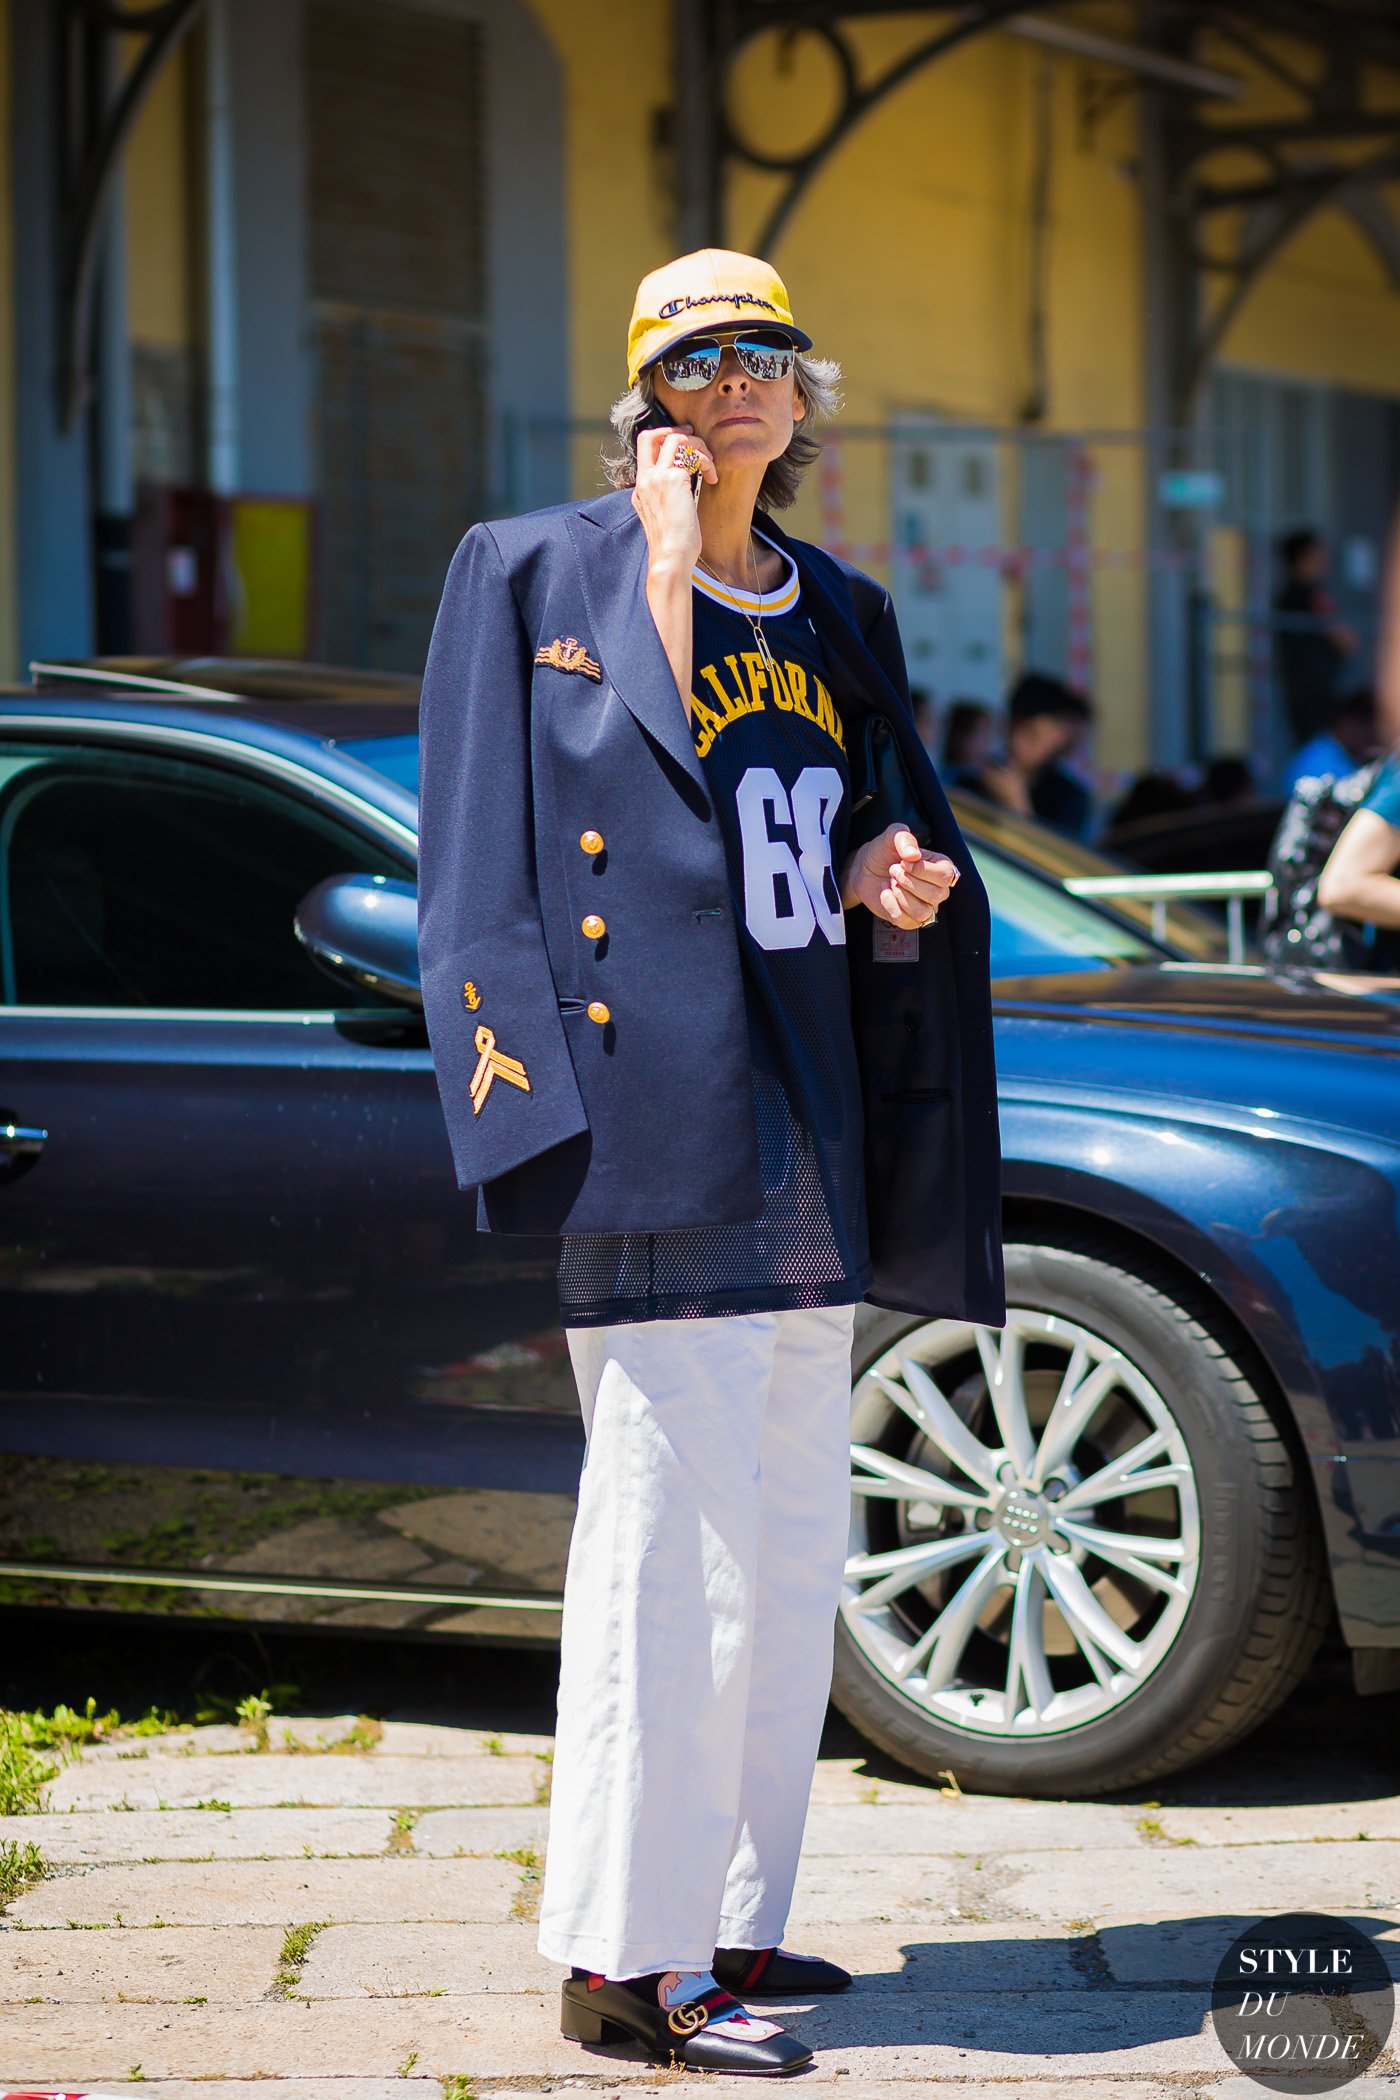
834 1241 1331 1797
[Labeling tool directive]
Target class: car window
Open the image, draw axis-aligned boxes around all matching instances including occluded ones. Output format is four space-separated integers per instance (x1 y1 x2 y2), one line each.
980 852 1158 979
951 791 1228 962
340 732 420 794
0 742 406 1009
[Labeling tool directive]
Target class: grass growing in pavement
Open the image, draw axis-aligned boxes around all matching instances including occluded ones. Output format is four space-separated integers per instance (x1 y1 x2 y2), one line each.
500 1843 542 1921
1 1699 192 1816
238 1691 275 1751
0 1839 46 1910
440 2079 476 2100
387 1809 420 1856
273 1919 328 1996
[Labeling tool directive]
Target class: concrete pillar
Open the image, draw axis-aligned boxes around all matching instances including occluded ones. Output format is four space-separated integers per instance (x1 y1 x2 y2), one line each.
11 0 95 664
203 0 311 498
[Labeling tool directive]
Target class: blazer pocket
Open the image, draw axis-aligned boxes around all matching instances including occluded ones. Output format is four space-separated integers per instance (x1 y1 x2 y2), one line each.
880 1086 950 1104
556 995 588 1014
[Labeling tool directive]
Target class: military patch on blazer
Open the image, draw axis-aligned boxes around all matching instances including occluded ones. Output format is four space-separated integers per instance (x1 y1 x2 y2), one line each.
534 635 602 681
470 1023 532 1114
873 920 919 963
461 980 482 1010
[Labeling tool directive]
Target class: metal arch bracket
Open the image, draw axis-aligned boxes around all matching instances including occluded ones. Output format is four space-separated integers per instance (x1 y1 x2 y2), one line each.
57 0 209 434
1166 11 1400 417
719 0 1036 260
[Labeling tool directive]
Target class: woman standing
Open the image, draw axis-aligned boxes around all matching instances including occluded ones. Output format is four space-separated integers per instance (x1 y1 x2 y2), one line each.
418 250 1003 2075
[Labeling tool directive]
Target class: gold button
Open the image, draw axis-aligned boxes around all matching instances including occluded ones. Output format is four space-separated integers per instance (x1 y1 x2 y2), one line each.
581 914 606 939
586 1000 610 1025
579 829 604 855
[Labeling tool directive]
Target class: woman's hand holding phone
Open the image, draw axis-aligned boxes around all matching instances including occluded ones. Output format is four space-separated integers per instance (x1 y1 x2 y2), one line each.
632 418 717 582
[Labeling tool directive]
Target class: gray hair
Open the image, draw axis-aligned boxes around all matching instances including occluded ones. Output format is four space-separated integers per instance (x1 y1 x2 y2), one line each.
602 352 843 512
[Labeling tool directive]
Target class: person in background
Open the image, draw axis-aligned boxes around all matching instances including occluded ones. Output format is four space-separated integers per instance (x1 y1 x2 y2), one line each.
910 687 940 754
1281 687 1379 794
1197 755 1257 809
956 674 1090 834
1274 528 1360 749
1316 745 1400 956
941 698 996 783
1026 678 1095 839
1103 769 1195 833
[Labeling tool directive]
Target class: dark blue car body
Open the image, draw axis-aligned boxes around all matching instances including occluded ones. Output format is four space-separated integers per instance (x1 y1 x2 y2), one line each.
1 677 1397 1689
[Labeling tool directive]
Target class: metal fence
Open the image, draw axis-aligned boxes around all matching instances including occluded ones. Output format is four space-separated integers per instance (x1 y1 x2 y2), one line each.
510 391 1390 797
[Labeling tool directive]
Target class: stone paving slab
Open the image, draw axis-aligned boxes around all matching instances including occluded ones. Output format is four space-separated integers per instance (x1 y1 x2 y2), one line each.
45 1753 547 1813
9 1857 523 1928
296 1917 552 1996
784 1841 1400 1928
81 1721 553 1762
3 1923 283 2002
290 1918 1109 2000
796 1800 1145 1854
1154 1797 1400 1846
42 2083 1400 2100
0 2001 482 2083
412 1804 551 1855
438 1987 1220 2080
1094 1913 1400 1985
0 1809 401 1863
40 2086 448 2100
997 1840 1400 1920
58 2084 1400 2100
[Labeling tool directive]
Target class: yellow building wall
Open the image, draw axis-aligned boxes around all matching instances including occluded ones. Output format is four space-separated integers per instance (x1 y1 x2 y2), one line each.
121 32 193 351
725 15 1150 774
1215 201 1400 398
523 0 673 491
0 0 16 681
514 2 1400 783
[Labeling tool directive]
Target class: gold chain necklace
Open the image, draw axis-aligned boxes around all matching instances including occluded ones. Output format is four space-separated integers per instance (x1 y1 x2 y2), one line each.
695 535 782 689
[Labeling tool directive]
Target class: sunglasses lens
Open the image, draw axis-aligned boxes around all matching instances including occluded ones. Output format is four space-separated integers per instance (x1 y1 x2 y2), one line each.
734 334 797 380
659 341 721 390
656 331 800 389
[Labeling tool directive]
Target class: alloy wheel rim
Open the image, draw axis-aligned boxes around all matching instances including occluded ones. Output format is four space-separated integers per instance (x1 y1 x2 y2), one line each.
842 1310 1202 1739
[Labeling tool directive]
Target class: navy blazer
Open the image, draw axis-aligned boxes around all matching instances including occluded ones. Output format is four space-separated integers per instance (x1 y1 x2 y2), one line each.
417 487 1005 1324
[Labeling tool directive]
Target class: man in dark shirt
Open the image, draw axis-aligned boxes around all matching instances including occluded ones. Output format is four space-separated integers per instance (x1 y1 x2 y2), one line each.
1274 529 1359 748
955 672 1094 838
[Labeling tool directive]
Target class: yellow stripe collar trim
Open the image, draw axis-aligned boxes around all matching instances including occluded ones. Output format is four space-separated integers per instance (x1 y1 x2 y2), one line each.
691 527 800 618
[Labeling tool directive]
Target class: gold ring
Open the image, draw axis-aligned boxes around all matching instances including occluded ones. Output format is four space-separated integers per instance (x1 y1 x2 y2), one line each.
674 446 702 473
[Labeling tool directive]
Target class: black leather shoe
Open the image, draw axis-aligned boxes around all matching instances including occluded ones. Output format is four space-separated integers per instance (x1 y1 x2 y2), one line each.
560 1972 813 2073
714 1945 853 1996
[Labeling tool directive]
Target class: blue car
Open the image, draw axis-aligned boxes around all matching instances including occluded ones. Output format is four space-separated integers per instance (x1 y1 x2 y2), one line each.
2 658 1397 1801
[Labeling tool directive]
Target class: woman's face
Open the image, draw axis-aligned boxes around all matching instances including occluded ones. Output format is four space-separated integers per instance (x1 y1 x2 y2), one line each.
651 332 805 477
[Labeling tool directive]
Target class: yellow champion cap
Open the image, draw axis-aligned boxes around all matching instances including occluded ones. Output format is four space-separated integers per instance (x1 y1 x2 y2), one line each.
626 248 812 388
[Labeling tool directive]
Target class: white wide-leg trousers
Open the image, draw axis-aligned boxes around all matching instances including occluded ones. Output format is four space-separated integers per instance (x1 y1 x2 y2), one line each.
535 1303 858 1977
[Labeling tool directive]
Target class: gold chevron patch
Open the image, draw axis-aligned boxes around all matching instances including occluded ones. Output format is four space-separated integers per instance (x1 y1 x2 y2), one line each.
470 1023 531 1115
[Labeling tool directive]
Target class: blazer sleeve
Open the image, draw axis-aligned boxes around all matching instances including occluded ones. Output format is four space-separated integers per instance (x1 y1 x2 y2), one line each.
417 522 589 1193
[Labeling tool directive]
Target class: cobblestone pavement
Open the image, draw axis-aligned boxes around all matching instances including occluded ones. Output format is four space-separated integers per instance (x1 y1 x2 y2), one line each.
3 1667 1399 2100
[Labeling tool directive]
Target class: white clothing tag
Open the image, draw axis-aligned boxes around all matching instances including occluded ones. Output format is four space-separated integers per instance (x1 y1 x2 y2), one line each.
873 919 919 963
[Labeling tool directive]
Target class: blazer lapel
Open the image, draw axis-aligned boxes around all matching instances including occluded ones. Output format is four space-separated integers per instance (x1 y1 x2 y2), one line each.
567 499 709 796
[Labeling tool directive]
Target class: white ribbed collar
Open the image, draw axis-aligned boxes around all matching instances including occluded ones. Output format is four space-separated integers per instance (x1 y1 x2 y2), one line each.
691 527 800 618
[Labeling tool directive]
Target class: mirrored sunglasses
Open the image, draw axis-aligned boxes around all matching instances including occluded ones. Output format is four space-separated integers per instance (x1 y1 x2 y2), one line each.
656 330 799 390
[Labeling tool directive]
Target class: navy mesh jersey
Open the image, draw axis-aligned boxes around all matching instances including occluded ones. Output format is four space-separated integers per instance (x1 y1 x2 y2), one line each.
556 532 873 1325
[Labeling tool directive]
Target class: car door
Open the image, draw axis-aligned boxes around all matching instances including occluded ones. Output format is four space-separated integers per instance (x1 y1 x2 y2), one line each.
0 725 578 1637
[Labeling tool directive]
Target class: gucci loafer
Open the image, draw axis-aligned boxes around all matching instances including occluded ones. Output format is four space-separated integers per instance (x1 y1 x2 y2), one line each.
560 1972 813 2074
714 1944 853 1996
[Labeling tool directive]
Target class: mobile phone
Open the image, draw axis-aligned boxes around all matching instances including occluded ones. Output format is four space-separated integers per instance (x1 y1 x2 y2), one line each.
635 399 678 443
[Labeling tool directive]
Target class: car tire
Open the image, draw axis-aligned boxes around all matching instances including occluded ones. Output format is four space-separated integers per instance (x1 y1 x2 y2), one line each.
834 1240 1331 1797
